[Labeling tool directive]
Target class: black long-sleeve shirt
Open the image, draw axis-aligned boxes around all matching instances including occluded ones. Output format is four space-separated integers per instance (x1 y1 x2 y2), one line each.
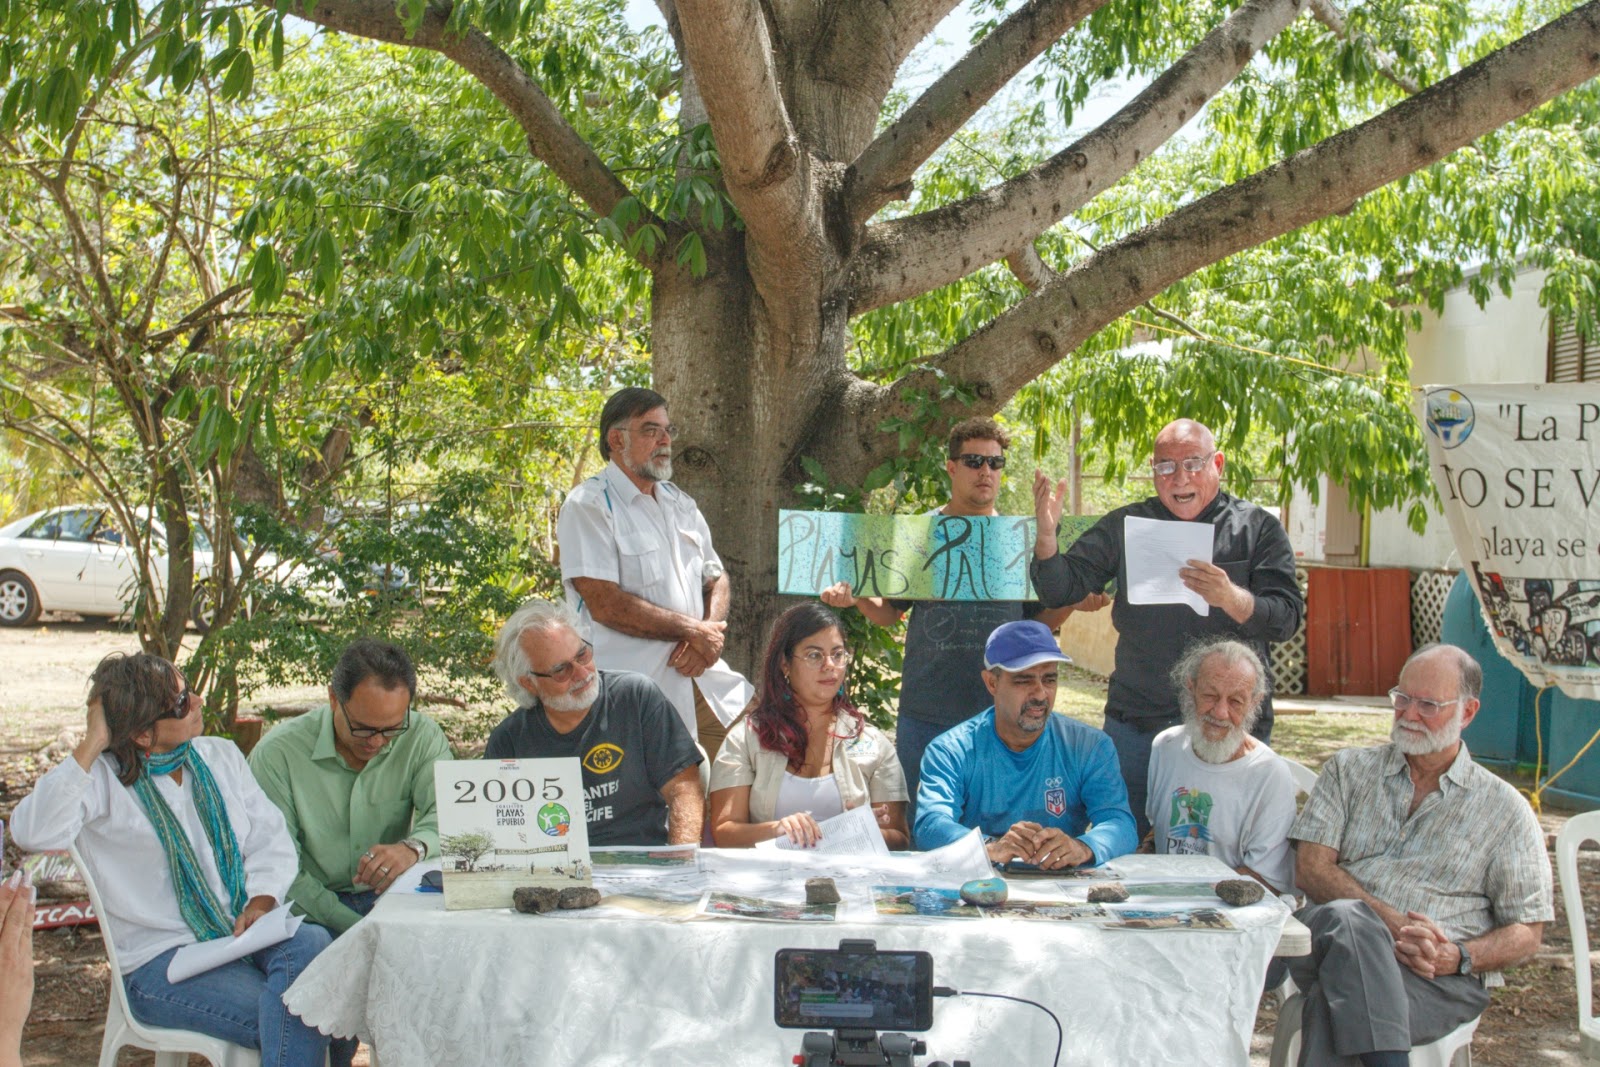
1030 491 1303 733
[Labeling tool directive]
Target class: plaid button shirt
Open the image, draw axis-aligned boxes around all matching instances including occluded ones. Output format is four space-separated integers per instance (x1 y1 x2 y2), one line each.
1290 741 1553 976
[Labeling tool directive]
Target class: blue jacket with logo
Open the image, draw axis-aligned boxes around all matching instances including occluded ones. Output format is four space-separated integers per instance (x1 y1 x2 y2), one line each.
913 709 1137 864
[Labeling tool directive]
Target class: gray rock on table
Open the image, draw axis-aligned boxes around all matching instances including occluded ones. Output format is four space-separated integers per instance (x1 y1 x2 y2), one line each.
806 878 841 905
1087 882 1129 904
558 886 602 910
513 887 561 914
1213 879 1265 907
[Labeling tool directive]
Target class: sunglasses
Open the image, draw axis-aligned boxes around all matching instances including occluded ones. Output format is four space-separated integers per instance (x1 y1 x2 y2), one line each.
956 454 1006 471
160 685 195 720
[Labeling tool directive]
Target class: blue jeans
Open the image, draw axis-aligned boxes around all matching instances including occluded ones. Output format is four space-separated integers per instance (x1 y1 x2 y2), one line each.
124 924 333 1067
895 713 956 827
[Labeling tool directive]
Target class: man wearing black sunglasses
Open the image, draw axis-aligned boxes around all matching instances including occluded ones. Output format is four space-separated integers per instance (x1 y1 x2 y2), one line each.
249 640 452 933
824 417 1098 817
1029 418 1303 838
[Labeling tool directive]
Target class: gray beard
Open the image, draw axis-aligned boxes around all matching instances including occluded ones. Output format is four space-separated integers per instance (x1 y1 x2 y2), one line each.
1186 718 1248 764
635 451 672 482
1391 712 1461 755
543 673 599 713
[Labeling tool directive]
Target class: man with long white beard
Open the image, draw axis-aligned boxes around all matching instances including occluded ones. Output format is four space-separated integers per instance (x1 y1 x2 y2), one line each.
484 599 704 846
1145 639 1296 893
1286 644 1552 1067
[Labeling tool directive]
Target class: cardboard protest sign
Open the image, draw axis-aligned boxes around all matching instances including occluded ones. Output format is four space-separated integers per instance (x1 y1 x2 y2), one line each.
777 510 1099 601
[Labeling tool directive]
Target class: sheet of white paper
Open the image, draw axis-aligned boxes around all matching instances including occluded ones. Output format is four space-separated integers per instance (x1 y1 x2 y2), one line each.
754 804 889 856
1123 515 1212 616
167 904 302 983
696 661 754 726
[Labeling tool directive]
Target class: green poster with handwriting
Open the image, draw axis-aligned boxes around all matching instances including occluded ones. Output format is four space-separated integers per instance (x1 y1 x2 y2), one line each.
777 511 1099 600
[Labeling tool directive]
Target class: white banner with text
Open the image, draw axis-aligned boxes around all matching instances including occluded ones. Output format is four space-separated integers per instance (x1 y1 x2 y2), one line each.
1420 383 1600 698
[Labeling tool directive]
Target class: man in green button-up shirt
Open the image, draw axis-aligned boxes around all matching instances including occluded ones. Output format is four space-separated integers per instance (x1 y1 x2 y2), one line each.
249 638 453 937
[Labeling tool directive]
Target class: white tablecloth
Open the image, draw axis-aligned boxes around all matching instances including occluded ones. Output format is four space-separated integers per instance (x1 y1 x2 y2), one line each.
284 852 1288 1066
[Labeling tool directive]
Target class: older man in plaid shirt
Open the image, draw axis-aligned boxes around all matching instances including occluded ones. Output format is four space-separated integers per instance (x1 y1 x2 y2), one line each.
1287 643 1553 1067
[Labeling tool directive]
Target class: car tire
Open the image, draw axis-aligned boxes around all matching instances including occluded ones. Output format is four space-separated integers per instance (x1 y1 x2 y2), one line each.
0 570 41 626
191 580 216 634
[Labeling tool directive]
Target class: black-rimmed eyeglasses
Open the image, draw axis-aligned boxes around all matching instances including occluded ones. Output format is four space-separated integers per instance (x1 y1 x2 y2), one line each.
337 699 412 739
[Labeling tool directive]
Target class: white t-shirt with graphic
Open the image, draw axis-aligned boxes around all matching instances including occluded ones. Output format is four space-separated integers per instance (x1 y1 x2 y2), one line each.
1146 725 1297 893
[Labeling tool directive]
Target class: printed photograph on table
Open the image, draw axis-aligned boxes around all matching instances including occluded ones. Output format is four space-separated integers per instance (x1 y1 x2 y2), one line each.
433 757 590 911
701 892 837 922
591 845 700 869
1050 862 1128 882
1113 907 1236 930
1121 882 1230 900
871 885 982 919
981 900 1113 922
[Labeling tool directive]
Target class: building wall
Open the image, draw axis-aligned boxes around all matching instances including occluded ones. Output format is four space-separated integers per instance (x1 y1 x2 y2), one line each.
1295 267 1551 571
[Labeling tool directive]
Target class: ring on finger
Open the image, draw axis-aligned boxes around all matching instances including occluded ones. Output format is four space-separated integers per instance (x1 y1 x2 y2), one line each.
380 866 391 874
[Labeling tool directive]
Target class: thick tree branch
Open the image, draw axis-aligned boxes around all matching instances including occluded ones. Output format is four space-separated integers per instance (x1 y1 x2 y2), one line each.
861 0 1600 442
847 0 1308 316
1307 0 1421 95
288 0 660 261
850 0 1109 225
673 0 810 253
889 0 968 62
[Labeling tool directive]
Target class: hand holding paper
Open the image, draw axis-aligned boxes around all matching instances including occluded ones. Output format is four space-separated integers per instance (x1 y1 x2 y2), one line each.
167 903 302 984
1124 517 1212 616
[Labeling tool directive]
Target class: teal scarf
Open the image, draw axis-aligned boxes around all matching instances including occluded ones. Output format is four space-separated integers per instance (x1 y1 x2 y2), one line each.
132 741 248 941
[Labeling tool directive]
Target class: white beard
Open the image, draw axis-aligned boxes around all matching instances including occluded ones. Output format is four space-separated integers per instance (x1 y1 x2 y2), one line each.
1391 710 1462 755
1186 717 1248 764
543 673 599 713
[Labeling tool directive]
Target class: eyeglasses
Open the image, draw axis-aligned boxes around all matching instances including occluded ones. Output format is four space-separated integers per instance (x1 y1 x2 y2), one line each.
1388 688 1464 718
337 699 412 739
795 648 852 669
956 454 1006 471
629 422 678 442
528 640 595 682
1150 453 1216 477
161 685 194 720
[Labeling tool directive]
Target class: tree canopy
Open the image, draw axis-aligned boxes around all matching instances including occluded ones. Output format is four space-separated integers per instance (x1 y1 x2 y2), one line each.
7 0 1600 671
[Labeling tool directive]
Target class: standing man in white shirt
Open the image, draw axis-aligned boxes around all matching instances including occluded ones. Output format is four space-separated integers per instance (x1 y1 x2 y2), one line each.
558 388 751 757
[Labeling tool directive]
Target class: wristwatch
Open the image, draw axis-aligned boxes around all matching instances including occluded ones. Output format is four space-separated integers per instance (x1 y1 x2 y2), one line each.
401 838 427 863
1453 941 1473 977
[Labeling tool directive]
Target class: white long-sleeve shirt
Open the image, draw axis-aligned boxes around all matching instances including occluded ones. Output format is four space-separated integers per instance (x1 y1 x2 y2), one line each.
11 736 297 973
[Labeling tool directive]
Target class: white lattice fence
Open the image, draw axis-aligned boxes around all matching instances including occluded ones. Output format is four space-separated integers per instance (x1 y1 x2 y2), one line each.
1411 569 1458 649
1270 567 1310 695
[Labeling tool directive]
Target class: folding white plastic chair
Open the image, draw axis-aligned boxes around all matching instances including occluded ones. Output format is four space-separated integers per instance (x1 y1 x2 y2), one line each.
1269 995 1478 1067
1556 809 1600 1064
69 843 262 1067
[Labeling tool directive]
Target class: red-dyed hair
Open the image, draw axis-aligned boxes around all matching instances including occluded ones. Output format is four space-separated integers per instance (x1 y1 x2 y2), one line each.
749 603 864 772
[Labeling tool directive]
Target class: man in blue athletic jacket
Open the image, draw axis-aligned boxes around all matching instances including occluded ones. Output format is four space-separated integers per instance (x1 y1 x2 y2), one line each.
913 620 1137 867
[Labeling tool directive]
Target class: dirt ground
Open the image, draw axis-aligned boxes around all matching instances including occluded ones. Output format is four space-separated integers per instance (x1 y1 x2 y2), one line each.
2 619 1595 1066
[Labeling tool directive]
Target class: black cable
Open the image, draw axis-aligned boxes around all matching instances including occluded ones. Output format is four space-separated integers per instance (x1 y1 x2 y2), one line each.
934 987 1063 1067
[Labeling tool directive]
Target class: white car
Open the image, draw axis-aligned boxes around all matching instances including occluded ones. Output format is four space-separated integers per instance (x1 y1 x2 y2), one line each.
0 505 218 627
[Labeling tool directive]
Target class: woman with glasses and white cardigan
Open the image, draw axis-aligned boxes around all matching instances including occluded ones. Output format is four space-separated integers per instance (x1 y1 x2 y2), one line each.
709 603 910 850
11 652 332 1066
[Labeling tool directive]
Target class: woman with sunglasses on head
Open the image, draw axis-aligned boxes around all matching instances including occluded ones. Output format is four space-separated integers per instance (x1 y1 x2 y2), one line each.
710 603 910 850
11 652 332 1066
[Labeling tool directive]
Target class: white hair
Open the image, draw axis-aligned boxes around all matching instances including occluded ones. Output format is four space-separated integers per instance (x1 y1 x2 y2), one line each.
492 599 587 706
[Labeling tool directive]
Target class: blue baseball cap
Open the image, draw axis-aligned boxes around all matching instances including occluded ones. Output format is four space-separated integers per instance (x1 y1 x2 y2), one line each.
983 620 1071 671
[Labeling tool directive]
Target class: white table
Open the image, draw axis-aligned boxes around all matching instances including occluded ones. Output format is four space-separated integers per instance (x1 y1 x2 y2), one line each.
284 852 1294 1066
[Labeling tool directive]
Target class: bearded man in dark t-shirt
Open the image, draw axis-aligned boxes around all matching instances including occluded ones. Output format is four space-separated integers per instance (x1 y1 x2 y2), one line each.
485 600 704 846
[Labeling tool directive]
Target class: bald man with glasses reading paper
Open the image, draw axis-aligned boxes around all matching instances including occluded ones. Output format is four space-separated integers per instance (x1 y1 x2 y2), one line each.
1030 419 1304 838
